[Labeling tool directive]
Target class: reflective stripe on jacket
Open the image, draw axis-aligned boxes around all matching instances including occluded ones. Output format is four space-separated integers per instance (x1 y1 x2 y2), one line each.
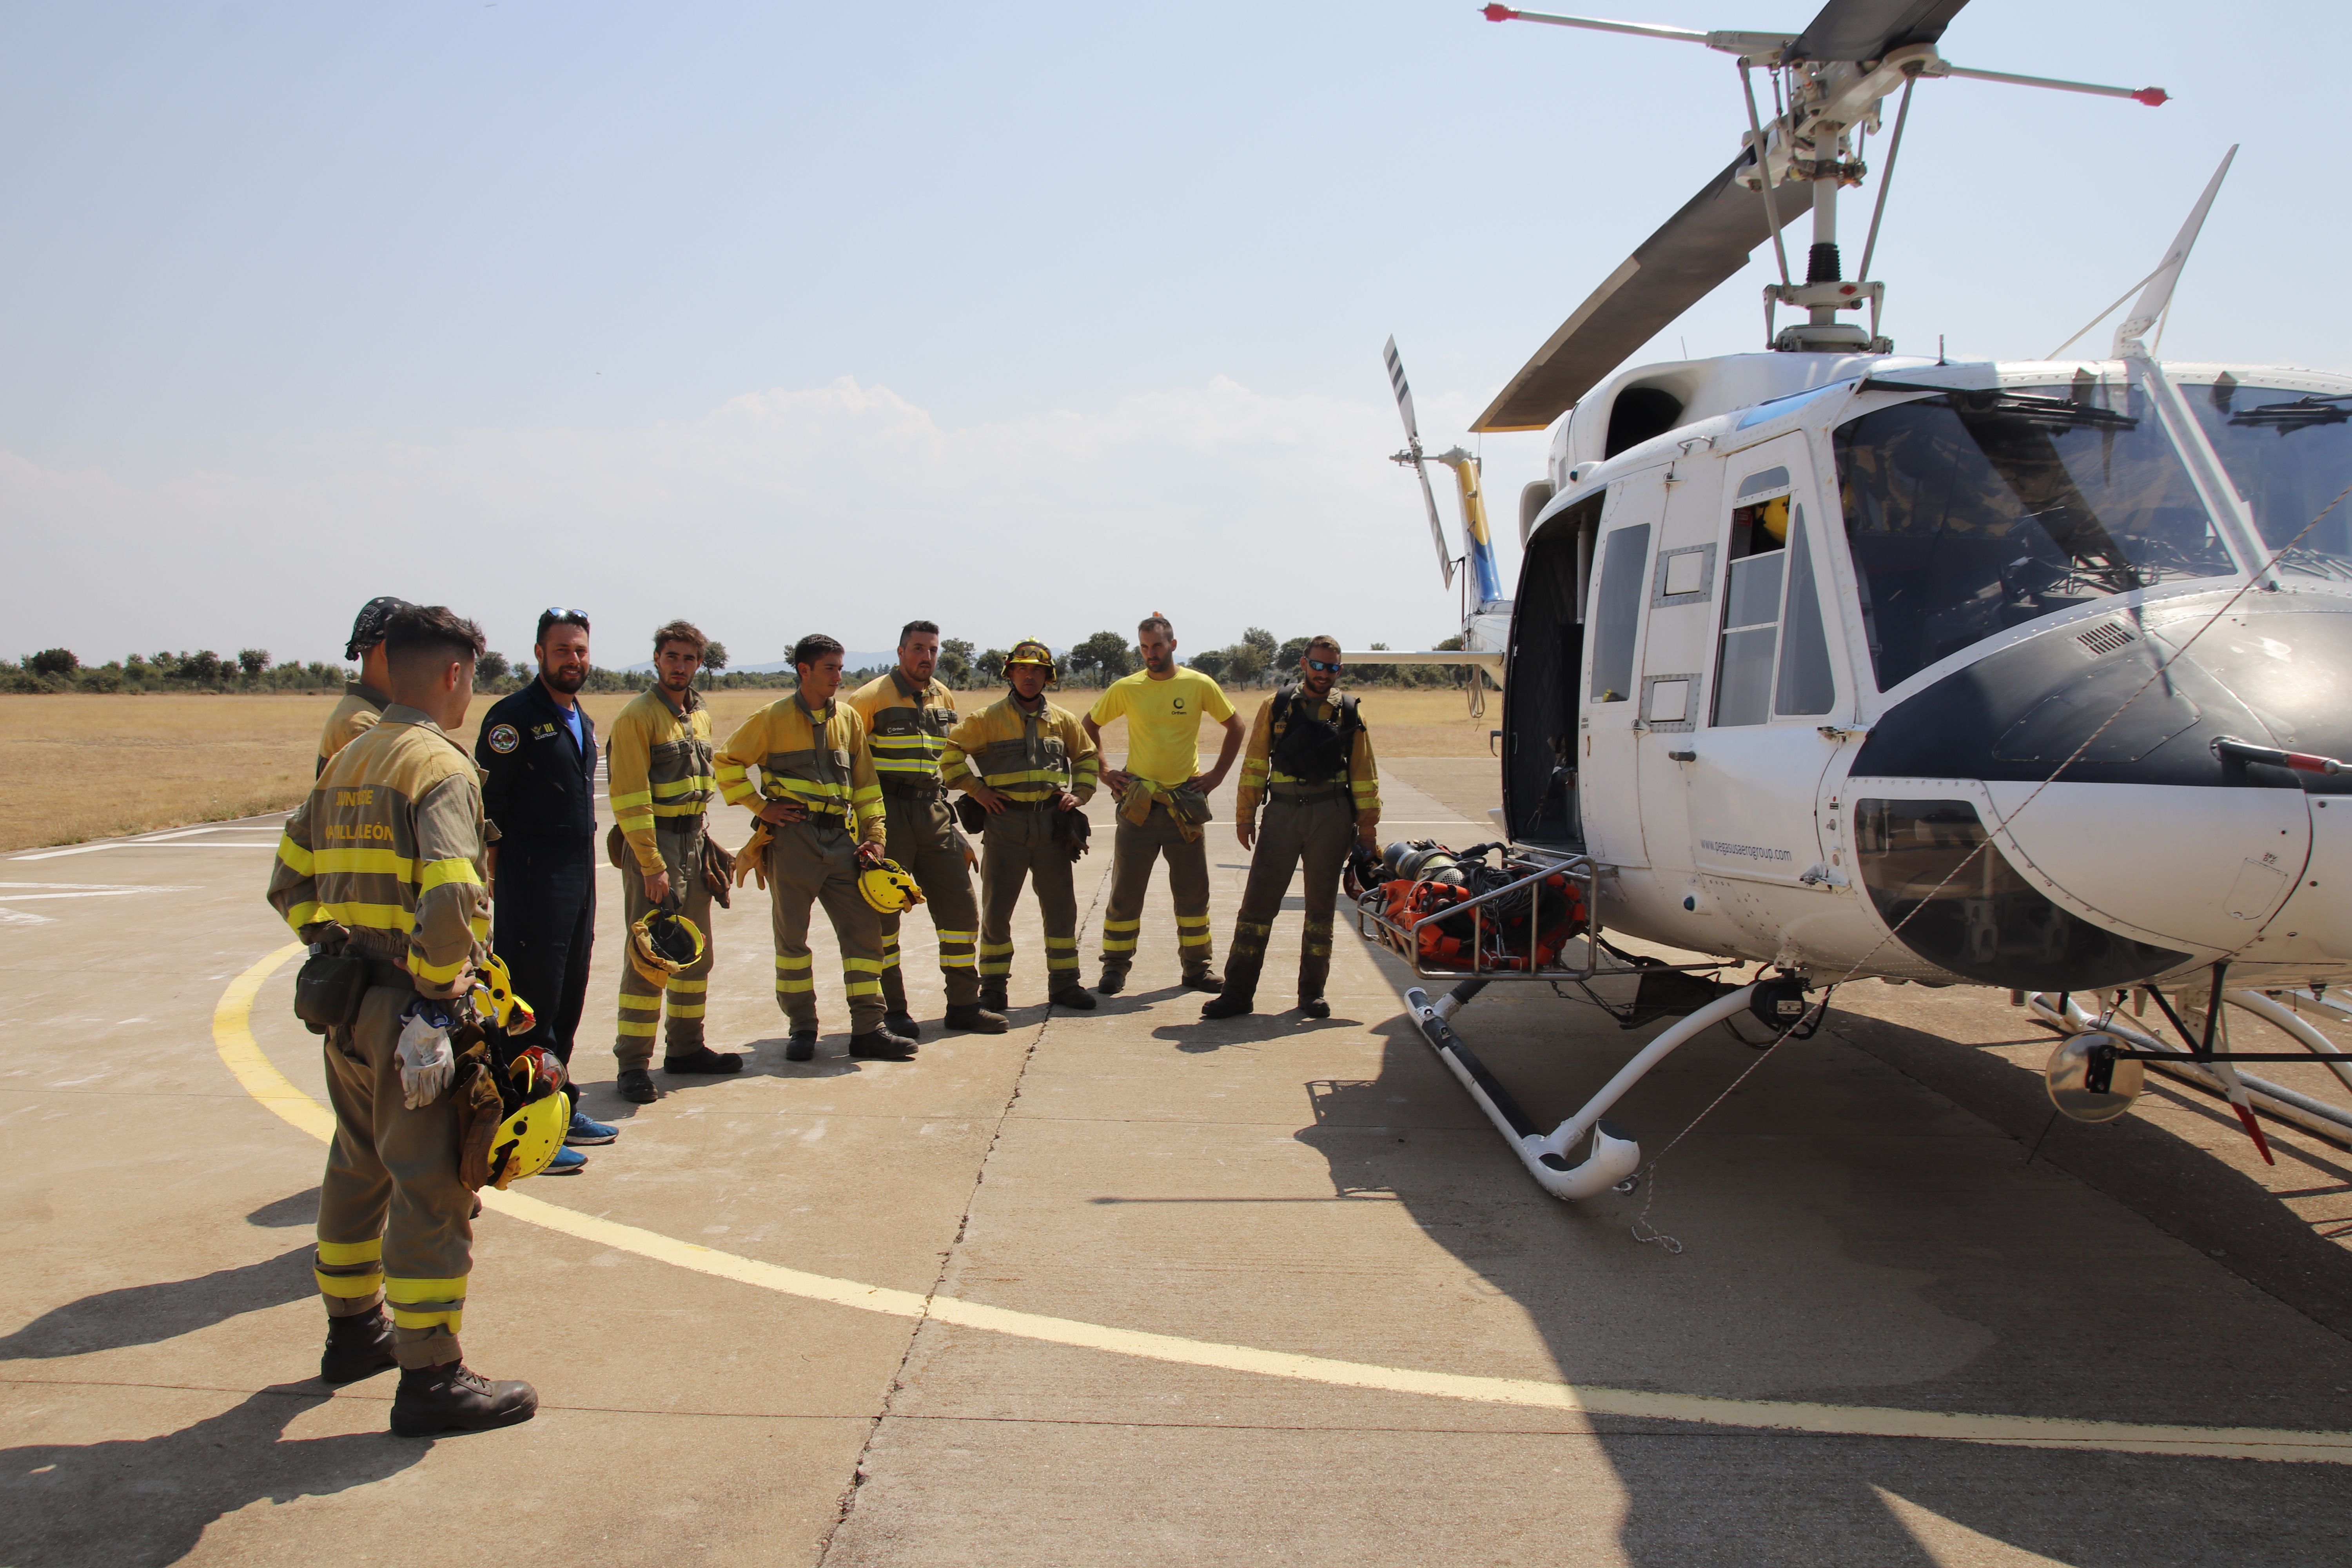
715 694 886 844
941 694 1098 805
845 670 959 784
606 686 715 875
269 704 490 992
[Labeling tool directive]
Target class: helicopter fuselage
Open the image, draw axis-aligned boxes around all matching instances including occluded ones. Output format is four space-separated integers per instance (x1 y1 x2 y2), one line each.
1502 351 2352 996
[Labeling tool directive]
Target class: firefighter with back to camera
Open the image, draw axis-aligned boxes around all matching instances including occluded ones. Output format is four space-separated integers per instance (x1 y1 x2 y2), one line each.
475 607 608 1169
267 604 541 1437
845 620 1003 1036
606 619 737 1104
716 634 915 1062
1202 637 1381 1020
318 595 410 773
941 639 1100 1011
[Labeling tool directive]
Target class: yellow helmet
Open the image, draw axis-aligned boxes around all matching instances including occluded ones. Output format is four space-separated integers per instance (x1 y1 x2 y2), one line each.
1005 638 1056 680
487 1089 568 1187
627 908 706 987
859 858 925 914
469 954 537 1036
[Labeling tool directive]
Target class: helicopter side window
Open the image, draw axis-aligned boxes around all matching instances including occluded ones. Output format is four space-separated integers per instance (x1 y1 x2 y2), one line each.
2190 379 2352 582
1709 469 1831 724
1588 522 1650 702
1835 382 2234 691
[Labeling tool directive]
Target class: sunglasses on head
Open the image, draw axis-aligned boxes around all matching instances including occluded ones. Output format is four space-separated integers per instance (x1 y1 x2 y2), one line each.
1305 657 1342 673
543 606 588 621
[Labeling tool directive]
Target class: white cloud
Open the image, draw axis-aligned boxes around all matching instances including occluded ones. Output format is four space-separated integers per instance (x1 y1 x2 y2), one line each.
5 375 1511 665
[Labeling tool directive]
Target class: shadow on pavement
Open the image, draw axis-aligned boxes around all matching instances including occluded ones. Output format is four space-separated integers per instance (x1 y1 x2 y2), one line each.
1 1383 426 1568
243 1190 319 1230
1296 962 2352 1567
0 1249 314 1363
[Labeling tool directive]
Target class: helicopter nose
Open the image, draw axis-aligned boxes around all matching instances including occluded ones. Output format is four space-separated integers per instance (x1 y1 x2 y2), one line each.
1849 594 2352 977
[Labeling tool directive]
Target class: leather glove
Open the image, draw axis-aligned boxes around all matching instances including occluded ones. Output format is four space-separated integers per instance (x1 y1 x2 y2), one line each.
396 1004 457 1109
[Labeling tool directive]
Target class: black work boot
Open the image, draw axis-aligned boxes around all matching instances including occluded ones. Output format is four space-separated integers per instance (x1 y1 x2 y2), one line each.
1094 968 1127 996
663 1045 742 1075
945 1003 1008 1034
1180 969 1225 993
1050 985 1098 1011
785 1030 818 1062
1201 990 1255 1020
618 1068 658 1103
848 1029 918 1061
1298 997 1332 1019
389 1361 539 1438
978 983 1009 1013
320 1308 397 1384
883 1011 924 1041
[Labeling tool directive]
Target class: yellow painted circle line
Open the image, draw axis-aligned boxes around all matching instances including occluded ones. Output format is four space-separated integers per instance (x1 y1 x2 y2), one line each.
217 944 2352 1464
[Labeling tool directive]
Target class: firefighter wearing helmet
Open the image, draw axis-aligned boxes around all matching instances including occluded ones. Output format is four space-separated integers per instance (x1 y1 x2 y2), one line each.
940 639 1101 1011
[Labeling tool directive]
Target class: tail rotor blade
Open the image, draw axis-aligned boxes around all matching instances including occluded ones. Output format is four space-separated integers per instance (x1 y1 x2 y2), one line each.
1384 335 1421 444
1415 459 1454 590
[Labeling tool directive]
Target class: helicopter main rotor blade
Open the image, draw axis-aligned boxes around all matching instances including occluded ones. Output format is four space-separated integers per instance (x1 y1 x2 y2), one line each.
1470 152 1808 432
1383 335 1421 444
1784 0 1968 64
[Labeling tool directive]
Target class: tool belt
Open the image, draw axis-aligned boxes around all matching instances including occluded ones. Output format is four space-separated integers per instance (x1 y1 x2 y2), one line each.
293 933 414 1033
880 776 944 800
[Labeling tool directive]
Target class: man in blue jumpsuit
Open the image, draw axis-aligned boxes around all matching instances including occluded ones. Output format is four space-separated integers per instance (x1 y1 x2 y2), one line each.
476 608 611 1168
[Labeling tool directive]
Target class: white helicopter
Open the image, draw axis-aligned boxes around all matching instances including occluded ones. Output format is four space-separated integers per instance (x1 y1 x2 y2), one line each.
1362 0 2352 1204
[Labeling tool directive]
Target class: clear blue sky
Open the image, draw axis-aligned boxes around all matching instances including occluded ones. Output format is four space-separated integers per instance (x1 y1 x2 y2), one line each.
4 2 2341 668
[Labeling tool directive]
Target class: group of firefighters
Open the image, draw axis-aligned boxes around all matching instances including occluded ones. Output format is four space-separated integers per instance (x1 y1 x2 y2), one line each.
268 599 1382 1436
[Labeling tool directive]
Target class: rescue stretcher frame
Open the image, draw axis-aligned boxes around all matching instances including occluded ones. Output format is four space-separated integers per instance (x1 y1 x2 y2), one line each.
1354 846 1759 1202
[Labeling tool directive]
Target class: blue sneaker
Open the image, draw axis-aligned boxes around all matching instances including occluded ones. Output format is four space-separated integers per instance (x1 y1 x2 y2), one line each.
565 1109 618 1146
541 1145 588 1175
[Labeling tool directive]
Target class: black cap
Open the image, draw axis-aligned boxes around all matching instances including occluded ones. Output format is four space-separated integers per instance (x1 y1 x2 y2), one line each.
345 597 411 662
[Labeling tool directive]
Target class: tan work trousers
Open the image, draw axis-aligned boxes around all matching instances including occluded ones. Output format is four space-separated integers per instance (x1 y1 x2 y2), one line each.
615 820 715 1069
878 788 981 1012
1100 800 1214 979
316 973 473 1370
1222 793 1354 1005
978 807 1080 994
769 818 889 1036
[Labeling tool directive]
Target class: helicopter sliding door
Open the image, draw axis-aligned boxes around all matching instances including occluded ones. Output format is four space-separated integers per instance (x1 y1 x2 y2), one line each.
1502 492 1602 847
1679 434 1845 921
1570 468 1668 867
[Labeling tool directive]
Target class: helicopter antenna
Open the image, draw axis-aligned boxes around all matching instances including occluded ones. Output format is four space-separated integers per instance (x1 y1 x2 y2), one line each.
2112 145 2238 360
1383 337 1455 590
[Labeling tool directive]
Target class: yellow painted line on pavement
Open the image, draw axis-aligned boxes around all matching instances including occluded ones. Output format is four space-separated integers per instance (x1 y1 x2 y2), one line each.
216 945 2352 1465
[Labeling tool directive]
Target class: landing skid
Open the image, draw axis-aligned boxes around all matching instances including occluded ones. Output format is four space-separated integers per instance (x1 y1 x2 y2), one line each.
1405 978 1759 1200
2027 989 2352 1147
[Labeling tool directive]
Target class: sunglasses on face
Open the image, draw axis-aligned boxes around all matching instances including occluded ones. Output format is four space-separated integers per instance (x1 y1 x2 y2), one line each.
1305 657 1342 674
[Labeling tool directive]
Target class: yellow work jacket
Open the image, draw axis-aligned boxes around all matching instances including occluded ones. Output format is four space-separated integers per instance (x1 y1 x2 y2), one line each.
316 680 389 775
845 669 958 787
1235 688 1381 832
269 704 490 993
942 694 1099 806
716 693 886 844
606 686 716 875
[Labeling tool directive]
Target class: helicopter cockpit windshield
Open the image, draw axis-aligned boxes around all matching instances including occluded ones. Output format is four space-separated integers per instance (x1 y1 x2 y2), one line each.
2189 378 2352 583
1836 381 2236 690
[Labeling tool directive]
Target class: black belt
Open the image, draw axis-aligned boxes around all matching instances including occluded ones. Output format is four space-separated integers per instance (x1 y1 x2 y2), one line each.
881 777 944 799
1269 781 1346 800
995 797 1059 812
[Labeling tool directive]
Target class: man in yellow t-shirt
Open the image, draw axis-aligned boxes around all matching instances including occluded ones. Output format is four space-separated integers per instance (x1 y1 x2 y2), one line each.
1082 613 1247 993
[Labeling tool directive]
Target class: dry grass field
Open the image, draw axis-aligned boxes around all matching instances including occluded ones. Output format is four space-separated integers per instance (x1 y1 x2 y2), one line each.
0 682 1497 850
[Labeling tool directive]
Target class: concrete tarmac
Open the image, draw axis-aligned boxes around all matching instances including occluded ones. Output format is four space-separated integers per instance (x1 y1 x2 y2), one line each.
4 756 2351 1566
